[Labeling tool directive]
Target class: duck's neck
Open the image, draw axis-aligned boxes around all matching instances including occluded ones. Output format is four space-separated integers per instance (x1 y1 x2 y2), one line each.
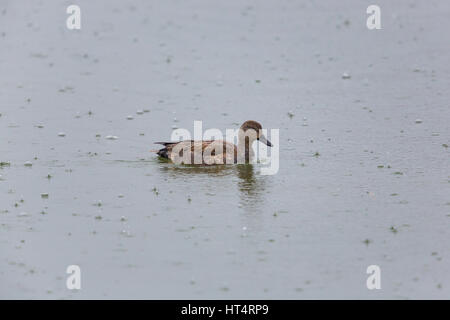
237 132 256 163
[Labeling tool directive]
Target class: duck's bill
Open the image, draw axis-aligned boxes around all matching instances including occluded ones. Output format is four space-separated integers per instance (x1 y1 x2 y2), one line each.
258 135 273 147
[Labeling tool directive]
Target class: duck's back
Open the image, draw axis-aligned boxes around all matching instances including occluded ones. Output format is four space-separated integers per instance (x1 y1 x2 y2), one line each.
156 140 237 164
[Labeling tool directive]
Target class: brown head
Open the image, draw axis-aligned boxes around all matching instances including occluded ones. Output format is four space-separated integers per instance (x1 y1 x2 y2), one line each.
239 120 272 147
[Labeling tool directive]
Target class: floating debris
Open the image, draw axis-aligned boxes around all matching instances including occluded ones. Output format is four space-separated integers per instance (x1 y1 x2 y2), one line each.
287 111 294 119
390 226 398 234
95 215 102 220
342 72 351 79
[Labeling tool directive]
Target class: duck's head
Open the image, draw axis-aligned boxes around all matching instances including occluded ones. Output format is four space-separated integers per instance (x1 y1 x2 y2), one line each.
240 120 273 147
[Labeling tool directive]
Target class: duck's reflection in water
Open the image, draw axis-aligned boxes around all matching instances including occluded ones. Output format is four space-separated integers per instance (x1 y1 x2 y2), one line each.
156 158 266 211
156 160 268 234
156 158 235 178
236 164 266 210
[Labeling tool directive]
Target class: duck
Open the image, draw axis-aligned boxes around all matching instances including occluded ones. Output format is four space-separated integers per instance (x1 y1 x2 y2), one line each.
154 120 272 165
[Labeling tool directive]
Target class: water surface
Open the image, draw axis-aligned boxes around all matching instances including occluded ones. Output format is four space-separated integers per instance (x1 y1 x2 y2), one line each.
1 0 449 299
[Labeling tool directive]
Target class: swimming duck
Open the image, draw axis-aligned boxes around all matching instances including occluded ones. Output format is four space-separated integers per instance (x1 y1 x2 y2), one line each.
155 120 272 165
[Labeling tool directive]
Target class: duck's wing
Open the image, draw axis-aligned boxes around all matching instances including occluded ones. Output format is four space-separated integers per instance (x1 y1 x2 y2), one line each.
202 140 237 164
156 140 236 164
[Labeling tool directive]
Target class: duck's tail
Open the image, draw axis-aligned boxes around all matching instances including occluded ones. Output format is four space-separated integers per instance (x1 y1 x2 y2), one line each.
156 148 169 159
150 147 169 158
151 142 171 158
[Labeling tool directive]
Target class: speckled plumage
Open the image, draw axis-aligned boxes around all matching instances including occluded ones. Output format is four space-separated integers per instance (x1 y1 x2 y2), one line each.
154 120 272 165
